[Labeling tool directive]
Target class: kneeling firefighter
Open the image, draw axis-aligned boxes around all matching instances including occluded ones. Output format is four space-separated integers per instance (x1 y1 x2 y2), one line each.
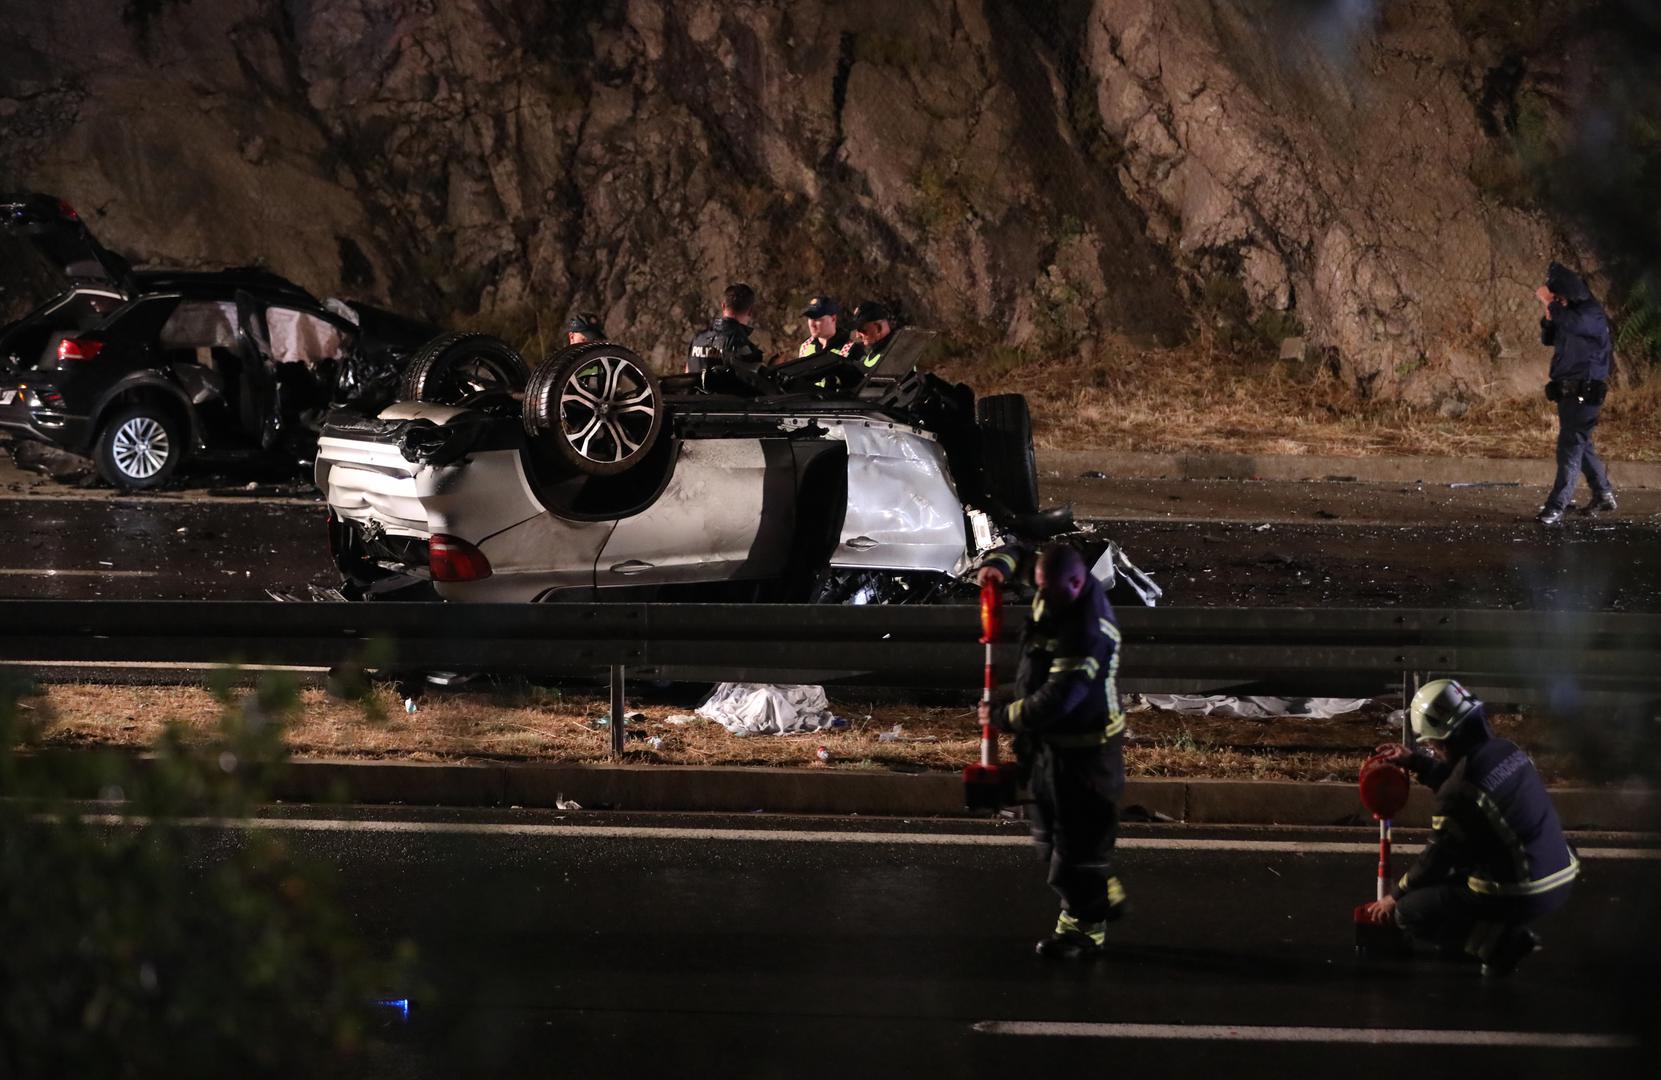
1363 679 1577 977
978 541 1129 959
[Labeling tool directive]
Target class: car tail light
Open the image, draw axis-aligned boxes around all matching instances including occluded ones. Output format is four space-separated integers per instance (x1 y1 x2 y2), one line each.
57 200 79 221
428 534 492 582
57 337 105 363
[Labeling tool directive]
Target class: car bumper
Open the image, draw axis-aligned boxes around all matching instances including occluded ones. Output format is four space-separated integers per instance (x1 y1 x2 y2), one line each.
0 401 91 450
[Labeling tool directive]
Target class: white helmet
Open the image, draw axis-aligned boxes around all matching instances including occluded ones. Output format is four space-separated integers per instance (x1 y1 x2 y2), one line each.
1409 678 1481 741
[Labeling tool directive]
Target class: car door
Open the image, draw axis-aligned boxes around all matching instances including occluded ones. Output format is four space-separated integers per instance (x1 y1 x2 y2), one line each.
594 437 795 590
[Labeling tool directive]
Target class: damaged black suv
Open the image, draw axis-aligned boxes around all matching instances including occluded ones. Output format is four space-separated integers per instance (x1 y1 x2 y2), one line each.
0 193 434 489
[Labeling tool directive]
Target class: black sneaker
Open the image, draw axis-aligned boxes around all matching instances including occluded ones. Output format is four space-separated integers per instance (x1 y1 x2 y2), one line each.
1535 507 1564 526
1584 491 1618 514
1481 927 1540 979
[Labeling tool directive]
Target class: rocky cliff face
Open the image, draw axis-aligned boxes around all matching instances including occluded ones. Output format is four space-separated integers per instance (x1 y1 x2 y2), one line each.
0 0 1623 400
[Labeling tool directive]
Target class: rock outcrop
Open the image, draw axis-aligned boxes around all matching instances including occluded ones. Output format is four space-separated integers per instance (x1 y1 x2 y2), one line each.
0 0 1612 398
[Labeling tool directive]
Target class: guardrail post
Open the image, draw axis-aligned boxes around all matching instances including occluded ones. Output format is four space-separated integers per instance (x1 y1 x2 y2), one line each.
1400 670 1422 746
610 664 626 758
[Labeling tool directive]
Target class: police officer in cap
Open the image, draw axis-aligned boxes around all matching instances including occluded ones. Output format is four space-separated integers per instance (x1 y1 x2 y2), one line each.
566 312 604 346
1361 678 1577 977
846 300 897 372
686 282 770 389
977 540 1130 959
797 294 864 363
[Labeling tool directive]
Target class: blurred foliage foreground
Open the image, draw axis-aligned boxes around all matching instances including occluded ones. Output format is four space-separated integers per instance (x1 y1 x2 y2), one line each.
0 672 414 1079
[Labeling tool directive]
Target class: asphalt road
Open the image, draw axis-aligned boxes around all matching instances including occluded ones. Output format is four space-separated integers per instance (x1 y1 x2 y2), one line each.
171 809 1657 1079
0 482 1657 610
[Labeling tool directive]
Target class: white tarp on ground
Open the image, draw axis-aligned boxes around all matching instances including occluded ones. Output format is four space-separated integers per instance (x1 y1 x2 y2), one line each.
697 683 842 735
1143 695 1373 719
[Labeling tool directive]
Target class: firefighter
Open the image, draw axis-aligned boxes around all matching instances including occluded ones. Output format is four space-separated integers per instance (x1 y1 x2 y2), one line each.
977 541 1129 959
1361 678 1577 977
566 312 604 346
796 294 864 363
686 282 768 388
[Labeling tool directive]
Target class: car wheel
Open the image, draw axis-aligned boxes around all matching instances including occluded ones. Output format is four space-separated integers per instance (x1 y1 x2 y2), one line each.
523 342 665 476
94 404 186 491
399 331 529 404
976 393 1039 514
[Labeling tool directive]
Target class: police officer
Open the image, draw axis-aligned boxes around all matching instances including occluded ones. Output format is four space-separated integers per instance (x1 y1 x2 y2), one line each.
1361 679 1577 977
686 283 768 388
796 294 864 363
1535 261 1616 525
846 300 897 372
977 541 1129 959
566 312 604 346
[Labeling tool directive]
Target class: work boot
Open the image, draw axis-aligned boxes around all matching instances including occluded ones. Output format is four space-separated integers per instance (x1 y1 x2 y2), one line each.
1036 912 1105 960
1583 491 1618 515
1534 507 1564 526
1481 927 1540 979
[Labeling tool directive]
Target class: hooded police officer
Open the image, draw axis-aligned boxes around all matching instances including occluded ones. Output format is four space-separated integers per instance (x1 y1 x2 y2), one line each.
1535 262 1616 525
977 541 1129 959
686 283 768 387
1362 679 1577 977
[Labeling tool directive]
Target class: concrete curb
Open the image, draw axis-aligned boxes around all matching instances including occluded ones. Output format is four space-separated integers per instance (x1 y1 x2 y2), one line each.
271 759 1659 831
1038 449 1661 490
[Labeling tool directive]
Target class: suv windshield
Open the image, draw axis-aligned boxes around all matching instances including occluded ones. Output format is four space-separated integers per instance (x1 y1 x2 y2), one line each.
1 289 126 371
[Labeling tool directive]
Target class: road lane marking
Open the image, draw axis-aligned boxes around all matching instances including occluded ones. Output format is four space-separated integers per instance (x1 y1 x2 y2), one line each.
57 815 1661 860
0 568 157 577
972 1021 1638 1048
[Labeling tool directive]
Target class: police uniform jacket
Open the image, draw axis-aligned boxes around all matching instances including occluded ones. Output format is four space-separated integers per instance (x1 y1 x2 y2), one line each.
980 545 1125 750
688 317 767 383
1393 710 1578 902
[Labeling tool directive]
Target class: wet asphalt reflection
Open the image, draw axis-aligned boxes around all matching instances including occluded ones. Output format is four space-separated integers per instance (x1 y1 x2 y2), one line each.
0 487 1655 610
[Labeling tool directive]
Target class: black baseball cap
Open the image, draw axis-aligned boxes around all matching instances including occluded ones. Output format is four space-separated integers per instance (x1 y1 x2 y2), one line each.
846 301 891 328
801 294 841 318
567 311 604 336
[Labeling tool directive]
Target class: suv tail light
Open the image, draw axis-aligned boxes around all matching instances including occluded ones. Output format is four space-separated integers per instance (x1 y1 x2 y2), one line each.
428 534 492 582
57 337 105 363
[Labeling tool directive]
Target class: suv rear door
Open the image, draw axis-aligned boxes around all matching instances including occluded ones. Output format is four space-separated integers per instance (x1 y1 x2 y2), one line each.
0 193 133 291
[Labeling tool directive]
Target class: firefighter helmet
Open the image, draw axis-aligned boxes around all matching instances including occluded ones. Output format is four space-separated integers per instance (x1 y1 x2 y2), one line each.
1409 678 1481 741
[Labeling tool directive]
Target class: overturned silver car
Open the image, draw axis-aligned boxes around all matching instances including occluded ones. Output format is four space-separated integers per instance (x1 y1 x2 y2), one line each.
313 330 1156 605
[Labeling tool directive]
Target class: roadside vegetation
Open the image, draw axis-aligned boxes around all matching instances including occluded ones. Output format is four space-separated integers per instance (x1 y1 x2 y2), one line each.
932 335 1661 462
0 674 412 1079
18 680 1598 786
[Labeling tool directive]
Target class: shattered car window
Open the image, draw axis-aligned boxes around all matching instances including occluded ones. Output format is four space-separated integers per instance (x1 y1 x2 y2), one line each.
158 300 238 350
266 307 350 366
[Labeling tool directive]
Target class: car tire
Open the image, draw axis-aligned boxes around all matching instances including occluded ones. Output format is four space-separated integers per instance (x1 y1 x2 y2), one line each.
94 403 186 491
976 393 1039 515
399 331 529 404
523 342 665 477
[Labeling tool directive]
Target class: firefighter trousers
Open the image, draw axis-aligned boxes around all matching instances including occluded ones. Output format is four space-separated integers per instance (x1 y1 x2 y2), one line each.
1029 742 1127 924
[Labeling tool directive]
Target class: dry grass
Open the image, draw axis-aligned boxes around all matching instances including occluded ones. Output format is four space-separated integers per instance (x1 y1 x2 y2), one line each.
931 338 1661 462
19 682 1591 785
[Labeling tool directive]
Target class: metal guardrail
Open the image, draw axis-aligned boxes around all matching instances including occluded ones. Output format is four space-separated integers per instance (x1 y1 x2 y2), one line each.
4 601 1659 706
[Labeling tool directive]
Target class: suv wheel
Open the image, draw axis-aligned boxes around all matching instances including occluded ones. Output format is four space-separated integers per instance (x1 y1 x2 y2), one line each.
399 331 530 404
95 404 185 490
523 342 665 476
976 393 1039 514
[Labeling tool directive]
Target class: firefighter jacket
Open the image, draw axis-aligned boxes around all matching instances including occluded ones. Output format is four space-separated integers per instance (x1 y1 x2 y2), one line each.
980 545 1124 749
1392 709 1578 901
